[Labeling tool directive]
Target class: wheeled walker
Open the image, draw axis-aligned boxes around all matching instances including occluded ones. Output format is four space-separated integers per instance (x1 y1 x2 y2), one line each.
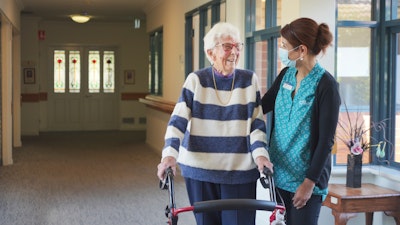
159 167 286 225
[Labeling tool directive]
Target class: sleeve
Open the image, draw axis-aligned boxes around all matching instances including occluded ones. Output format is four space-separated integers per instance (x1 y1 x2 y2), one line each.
250 73 270 161
306 74 341 184
261 67 288 114
161 73 196 160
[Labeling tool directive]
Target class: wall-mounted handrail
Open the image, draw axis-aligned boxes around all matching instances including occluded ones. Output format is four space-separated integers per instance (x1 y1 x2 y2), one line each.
139 95 175 114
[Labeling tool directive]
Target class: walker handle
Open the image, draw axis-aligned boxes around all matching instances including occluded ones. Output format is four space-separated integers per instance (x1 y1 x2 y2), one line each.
193 199 277 213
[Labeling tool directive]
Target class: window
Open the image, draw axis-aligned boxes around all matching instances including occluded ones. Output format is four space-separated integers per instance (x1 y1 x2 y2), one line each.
185 0 225 75
69 50 81 93
88 50 100 93
336 0 400 168
54 50 66 93
53 49 115 94
336 26 373 164
245 0 281 135
335 0 375 164
245 0 400 168
390 27 400 165
149 29 163 95
395 32 400 163
387 0 400 20
103 51 115 93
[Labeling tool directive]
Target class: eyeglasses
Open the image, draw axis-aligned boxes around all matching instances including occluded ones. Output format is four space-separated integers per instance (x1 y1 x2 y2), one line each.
215 42 244 52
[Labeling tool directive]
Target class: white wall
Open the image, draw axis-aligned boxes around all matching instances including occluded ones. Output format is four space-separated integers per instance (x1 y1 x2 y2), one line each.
145 0 212 152
0 0 21 29
1 0 23 164
20 17 40 135
20 16 149 134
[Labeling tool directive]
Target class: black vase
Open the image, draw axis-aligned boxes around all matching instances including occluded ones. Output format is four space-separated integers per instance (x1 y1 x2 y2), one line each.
346 154 362 188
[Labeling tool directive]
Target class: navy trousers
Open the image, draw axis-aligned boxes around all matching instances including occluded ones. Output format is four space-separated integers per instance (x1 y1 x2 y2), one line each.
277 187 322 225
184 178 257 225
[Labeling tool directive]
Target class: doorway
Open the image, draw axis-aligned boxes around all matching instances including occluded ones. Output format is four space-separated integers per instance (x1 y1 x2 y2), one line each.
47 46 118 131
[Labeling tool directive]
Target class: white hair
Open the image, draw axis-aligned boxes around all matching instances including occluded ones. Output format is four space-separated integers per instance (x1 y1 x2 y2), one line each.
203 22 242 64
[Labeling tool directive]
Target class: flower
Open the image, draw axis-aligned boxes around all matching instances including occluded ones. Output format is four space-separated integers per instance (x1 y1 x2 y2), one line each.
350 140 363 155
336 103 389 157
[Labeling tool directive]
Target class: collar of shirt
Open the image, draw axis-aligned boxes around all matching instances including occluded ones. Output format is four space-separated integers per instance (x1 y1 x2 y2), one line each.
213 68 234 78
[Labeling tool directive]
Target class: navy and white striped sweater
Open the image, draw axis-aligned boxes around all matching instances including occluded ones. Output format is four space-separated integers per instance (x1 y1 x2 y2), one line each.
162 67 270 184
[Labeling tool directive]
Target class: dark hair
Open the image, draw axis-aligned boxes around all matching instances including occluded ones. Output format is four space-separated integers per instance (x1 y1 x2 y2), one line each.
280 17 332 55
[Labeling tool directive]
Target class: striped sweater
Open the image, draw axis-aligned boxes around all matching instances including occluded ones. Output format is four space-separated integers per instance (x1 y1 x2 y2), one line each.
162 67 269 184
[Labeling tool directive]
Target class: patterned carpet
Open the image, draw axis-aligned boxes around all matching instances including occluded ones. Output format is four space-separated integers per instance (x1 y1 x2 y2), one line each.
0 131 195 225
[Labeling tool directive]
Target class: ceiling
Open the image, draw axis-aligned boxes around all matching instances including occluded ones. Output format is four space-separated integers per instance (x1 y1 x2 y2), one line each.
19 0 157 23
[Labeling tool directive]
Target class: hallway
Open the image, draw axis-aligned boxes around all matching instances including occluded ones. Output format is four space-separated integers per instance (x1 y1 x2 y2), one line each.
0 131 194 225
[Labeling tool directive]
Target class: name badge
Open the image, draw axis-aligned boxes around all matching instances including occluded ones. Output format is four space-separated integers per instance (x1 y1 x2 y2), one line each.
283 82 293 91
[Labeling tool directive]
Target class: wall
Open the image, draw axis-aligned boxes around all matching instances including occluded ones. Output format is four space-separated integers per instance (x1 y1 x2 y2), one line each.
0 0 21 29
20 16 149 135
20 17 40 135
0 0 22 165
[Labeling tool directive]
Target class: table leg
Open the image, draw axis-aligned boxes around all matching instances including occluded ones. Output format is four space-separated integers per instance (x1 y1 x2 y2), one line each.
332 210 357 225
365 212 373 225
384 211 400 225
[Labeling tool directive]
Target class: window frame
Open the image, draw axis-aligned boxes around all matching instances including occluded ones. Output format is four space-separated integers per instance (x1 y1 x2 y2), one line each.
149 28 163 96
184 0 224 77
245 0 280 137
244 0 400 168
373 0 400 168
385 24 400 168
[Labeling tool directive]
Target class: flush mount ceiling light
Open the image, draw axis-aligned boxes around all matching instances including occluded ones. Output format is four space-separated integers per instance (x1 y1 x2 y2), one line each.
70 14 91 23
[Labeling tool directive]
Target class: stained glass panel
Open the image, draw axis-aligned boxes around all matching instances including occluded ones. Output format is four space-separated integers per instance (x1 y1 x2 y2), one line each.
88 50 100 93
54 50 66 93
69 51 81 93
103 51 115 93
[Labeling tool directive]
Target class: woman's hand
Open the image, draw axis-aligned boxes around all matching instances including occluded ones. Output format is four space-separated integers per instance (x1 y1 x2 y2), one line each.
255 156 274 174
292 178 315 209
157 156 177 180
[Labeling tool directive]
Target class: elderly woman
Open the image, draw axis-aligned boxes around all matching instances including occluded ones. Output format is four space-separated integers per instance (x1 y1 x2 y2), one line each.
157 22 273 225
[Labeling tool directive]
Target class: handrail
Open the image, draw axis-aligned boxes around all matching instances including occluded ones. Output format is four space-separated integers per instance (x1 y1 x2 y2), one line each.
139 95 175 114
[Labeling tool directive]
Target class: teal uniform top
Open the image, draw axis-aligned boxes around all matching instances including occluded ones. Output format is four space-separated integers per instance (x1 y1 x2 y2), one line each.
269 63 327 197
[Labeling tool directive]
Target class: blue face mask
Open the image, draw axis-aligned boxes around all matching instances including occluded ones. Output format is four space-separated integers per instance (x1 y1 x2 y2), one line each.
279 46 301 68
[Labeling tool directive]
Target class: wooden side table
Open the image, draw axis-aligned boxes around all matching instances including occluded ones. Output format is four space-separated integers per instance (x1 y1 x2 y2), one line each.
323 183 400 225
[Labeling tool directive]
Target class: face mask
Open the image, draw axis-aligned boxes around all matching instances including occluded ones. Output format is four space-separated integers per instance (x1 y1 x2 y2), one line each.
279 46 301 68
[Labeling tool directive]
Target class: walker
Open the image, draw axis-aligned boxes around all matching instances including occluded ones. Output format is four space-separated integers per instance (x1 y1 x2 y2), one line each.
159 167 286 225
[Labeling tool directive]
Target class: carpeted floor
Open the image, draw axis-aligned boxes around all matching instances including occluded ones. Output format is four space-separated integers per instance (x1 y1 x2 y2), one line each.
0 131 195 225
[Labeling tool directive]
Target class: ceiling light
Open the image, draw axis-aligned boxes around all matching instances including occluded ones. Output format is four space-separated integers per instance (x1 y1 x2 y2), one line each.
71 14 91 23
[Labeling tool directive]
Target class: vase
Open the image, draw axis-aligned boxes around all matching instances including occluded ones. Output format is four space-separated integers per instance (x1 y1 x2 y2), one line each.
346 154 362 188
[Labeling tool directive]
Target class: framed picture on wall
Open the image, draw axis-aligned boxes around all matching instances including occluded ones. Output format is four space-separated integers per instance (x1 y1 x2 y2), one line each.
23 68 36 84
124 70 135 84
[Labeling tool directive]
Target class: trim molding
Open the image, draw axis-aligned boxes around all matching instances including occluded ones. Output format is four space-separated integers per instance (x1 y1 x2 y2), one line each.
121 92 148 101
21 92 48 102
